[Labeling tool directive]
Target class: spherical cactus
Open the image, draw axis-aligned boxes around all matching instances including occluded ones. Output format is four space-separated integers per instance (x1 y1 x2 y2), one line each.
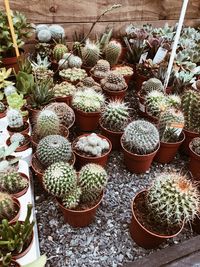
0 192 15 221
0 171 28 194
53 81 76 97
43 161 76 197
36 135 72 166
81 40 100 67
0 101 6 113
190 137 200 155
7 109 23 129
141 78 164 95
58 58 69 70
36 110 60 139
146 90 167 117
37 29 52 43
101 100 130 131
62 52 72 59
122 120 160 154
101 71 127 91
159 108 185 142
35 24 49 34
10 133 25 146
181 89 200 133
147 173 200 225
91 59 110 78
166 94 181 109
4 85 17 96
104 40 122 66
62 187 82 209
68 55 82 68
53 44 68 61
49 24 65 40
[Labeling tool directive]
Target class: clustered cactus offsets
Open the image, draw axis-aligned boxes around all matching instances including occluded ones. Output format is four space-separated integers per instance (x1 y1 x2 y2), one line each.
101 72 127 91
0 192 15 221
53 82 76 97
190 137 200 155
112 66 134 76
76 77 102 92
59 68 87 83
0 171 28 194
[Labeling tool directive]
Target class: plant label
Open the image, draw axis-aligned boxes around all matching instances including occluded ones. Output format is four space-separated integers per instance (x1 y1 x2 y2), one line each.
166 122 184 138
139 102 146 112
139 52 148 64
153 47 168 64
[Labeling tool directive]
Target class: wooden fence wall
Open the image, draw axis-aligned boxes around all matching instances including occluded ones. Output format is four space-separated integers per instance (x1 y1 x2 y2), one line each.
1 0 200 40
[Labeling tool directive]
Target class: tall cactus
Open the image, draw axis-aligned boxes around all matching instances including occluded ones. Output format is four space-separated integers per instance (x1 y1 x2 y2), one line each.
81 40 100 67
104 40 122 66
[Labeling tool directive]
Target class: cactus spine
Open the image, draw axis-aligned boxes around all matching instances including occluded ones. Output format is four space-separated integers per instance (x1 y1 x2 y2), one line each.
68 55 82 68
101 71 127 91
141 78 164 95
0 192 15 221
81 40 100 67
7 109 24 129
104 40 122 66
10 133 25 146
91 59 110 78
0 171 28 194
62 187 82 209
53 44 68 61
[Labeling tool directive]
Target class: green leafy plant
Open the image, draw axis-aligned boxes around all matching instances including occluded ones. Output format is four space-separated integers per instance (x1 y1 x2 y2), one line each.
6 92 28 116
0 68 14 100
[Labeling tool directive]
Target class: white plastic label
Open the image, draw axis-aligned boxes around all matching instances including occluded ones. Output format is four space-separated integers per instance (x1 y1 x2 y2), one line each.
139 102 146 112
139 52 148 64
166 122 184 138
153 47 168 64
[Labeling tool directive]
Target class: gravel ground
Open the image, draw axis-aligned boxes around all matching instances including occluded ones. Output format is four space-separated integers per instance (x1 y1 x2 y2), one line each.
34 88 196 267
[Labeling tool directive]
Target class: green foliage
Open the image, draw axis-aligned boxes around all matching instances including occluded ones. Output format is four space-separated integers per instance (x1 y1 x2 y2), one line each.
6 92 27 116
0 142 19 171
15 71 34 95
0 68 14 100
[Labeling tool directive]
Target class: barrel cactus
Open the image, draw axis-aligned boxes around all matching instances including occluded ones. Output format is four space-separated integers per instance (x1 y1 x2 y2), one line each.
166 94 181 109
10 133 25 146
59 68 87 83
36 135 72 166
141 78 164 95
49 24 65 40
7 109 24 129
36 110 60 139
68 55 82 68
58 58 69 70
0 102 5 113
53 44 68 61
62 187 82 209
81 40 100 67
91 59 110 78
53 82 76 97
104 40 122 66
0 171 28 194
122 120 160 154
37 29 52 43
43 161 76 197
101 72 127 91
101 100 130 131
0 192 15 221
145 90 167 117
181 89 200 133
158 108 185 142
147 173 200 225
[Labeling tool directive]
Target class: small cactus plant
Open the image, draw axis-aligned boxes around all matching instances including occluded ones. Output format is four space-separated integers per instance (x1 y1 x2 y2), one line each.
91 59 110 78
43 161 77 197
0 102 6 113
147 173 200 225
122 120 160 154
166 94 181 109
53 81 76 97
59 68 87 83
62 187 82 209
36 135 72 166
68 55 82 68
141 78 164 95
4 85 17 96
10 133 25 146
7 109 24 129
75 133 110 157
145 90 167 117
53 44 68 61
49 24 65 40
37 29 52 43
0 171 28 194
58 58 69 70
72 88 105 112
101 71 127 91
81 40 100 67
104 40 122 66
76 77 102 92
101 100 130 131
0 192 15 221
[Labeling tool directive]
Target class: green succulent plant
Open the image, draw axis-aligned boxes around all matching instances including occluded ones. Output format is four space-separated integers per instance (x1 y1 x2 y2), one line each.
0 192 15 222
0 68 14 100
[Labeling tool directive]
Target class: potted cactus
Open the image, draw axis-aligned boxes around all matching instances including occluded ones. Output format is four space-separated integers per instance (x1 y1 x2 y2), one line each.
6 133 30 152
59 68 87 85
189 137 200 180
0 192 21 224
112 65 134 85
90 59 110 83
130 173 199 248
181 89 200 155
6 109 29 136
72 88 105 131
81 40 100 73
76 77 102 92
53 81 76 106
121 120 160 173
99 100 130 149
43 162 108 227
0 204 34 259
101 71 127 101
104 40 122 67
72 133 112 169
0 101 7 119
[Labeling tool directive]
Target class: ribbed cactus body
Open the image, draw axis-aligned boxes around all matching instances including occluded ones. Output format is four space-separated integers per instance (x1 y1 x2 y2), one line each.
37 29 52 43
104 40 122 66
43 161 76 197
53 44 68 61
141 78 164 94
36 110 60 138
68 55 82 68
62 187 82 209
7 109 24 128
0 102 5 113
10 133 25 145
37 135 72 166
82 40 100 67
166 94 181 109
0 192 14 221
122 120 160 154
146 90 166 117
101 72 127 91
0 171 28 194
91 59 110 78
54 82 76 97
147 173 200 225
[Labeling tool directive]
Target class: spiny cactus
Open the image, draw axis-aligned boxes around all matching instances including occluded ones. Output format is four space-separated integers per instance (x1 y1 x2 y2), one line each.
36 110 60 139
190 137 200 155
91 59 110 78
62 187 82 209
81 40 100 67
37 29 52 43
122 120 160 154
159 108 185 142
10 133 25 146
147 173 200 225
72 88 105 112
141 78 164 95
76 77 102 92
7 109 24 129
68 55 82 68
58 58 69 70
36 135 72 166
0 171 28 194
101 71 127 91
35 24 49 34
112 66 134 76
101 100 130 131
75 133 110 157
0 192 14 221
49 24 65 40
145 90 167 117
53 82 76 97
53 44 68 61
181 89 200 133
104 40 122 66
4 85 17 96
59 68 87 83
0 102 5 113
166 94 182 109
43 161 77 197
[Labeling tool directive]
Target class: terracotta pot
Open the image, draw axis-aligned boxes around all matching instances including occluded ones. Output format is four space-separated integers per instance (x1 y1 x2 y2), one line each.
121 138 160 173
2 56 19 73
134 72 148 92
11 173 29 198
74 108 101 131
54 95 72 106
56 192 103 227
112 64 134 85
102 86 128 101
181 129 199 155
189 142 200 180
130 190 184 249
9 198 21 224
6 134 30 152
99 121 123 150
26 105 40 127
90 71 103 84
73 133 112 169
0 260 21 267
0 110 6 119
7 121 29 137
154 132 185 164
